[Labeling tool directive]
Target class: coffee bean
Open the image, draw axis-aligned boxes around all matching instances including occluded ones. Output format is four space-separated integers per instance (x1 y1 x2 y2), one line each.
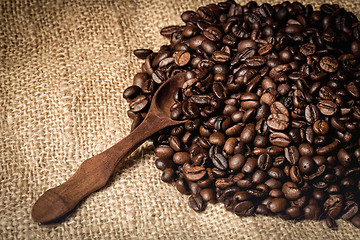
188 194 205 212
240 123 256 143
269 132 291 147
267 113 289 130
161 168 175 182
317 100 337 116
285 146 300 165
174 51 191 66
268 198 287 213
305 104 320 124
173 152 191 165
282 182 302 200
299 156 316 174
300 43 316 56
185 166 206 181
212 153 228 171
229 154 246 171
270 101 289 117
234 201 255 216
320 56 338 73
351 214 360 228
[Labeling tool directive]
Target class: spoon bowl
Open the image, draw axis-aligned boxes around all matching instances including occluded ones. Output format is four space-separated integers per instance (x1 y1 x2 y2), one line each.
32 73 186 223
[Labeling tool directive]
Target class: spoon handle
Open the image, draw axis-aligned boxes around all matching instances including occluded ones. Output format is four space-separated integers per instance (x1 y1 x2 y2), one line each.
31 113 175 223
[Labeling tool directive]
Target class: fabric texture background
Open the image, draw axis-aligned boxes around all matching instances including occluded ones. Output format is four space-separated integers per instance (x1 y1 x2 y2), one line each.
1 0 360 239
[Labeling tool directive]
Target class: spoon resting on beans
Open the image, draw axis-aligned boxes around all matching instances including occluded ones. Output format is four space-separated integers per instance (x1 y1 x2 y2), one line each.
32 73 186 223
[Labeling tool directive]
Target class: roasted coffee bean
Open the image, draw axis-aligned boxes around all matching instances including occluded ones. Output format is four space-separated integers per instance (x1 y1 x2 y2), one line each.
174 51 191 66
305 104 320 124
134 49 153 59
268 198 287 213
185 166 206 181
269 132 291 147
267 113 289 130
240 123 256 143
285 146 300 165
173 152 191 165
234 201 255 216
212 153 228 171
317 100 337 116
320 56 338 73
188 194 205 212
282 182 302 200
161 168 175 182
299 156 316 174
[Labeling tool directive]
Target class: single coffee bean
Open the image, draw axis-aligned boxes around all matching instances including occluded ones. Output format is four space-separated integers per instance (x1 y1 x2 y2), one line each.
161 168 175 182
185 166 206 181
298 156 316 174
175 51 191 66
317 100 337 116
240 123 256 143
267 113 289 130
320 56 338 73
188 194 205 212
282 182 302 200
133 49 153 59
212 153 228 171
285 146 300 165
267 198 287 213
313 120 329 135
269 132 291 147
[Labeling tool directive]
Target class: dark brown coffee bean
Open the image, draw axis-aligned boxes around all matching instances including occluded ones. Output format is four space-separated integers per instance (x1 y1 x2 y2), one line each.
337 148 352 167
289 166 303 184
317 100 337 116
160 25 179 37
270 101 289 117
242 157 258 174
268 198 287 213
304 204 321 220
209 132 226 146
212 153 228 171
305 104 320 124
240 123 256 143
184 166 206 181
320 56 338 73
173 152 191 165
267 113 289 130
123 86 142 100
229 154 245 171
161 168 175 182
174 51 191 66
238 39 257 52
269 132 291 147
133 49 153 59
267 167 286 179
351 214 360 228
300 43 316 56
234 201 255 216
298 143 314 157
299 156 316 174
285 146 300 165
200 188 216 203
245 56 266 67
129 95 149 112
282 182 302 200
188 194 205 212
204 26 222 42
154 146 174 159
212 50 231 63
175 177 190 195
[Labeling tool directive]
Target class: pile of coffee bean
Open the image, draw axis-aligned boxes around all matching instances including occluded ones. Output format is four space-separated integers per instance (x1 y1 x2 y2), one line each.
124 1 360 229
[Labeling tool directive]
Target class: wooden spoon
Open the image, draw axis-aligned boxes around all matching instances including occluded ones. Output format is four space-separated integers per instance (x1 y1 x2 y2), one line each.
32 73 186 223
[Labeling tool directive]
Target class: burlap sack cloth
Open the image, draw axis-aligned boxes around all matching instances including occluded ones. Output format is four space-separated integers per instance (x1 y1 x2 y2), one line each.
1 0 360 239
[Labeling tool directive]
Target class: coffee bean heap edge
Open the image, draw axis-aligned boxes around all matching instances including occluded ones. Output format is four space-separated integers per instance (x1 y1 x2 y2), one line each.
124 1 360 229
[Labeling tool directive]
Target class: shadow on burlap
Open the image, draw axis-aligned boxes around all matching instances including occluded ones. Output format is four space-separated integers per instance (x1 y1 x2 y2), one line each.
1 0 360 239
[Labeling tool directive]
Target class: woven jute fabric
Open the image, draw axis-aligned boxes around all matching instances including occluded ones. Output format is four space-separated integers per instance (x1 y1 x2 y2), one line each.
1 0 360 239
